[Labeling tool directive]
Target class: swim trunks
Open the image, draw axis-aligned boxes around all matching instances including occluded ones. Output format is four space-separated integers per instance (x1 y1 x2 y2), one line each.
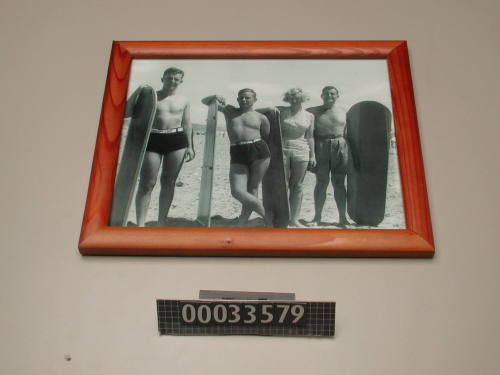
146 129 188 155
314 136 348 175
283 138 310 163
230 139 270 167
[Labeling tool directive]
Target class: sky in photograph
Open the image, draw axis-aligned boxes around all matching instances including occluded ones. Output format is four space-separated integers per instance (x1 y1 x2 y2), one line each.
127 59 394 125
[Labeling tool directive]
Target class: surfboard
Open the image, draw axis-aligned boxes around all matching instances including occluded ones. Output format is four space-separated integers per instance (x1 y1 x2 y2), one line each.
346 101 392 226
196 102 218 227
262 109 290 228
109 85 157 226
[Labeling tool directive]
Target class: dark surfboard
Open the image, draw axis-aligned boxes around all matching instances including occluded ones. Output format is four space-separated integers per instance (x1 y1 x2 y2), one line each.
262 109 290 228
346 101 391 226
109 85 157 226
196 102 218 227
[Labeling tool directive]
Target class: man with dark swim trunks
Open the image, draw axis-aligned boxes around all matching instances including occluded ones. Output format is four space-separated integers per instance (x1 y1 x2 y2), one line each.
125 67 195 227
202 89 270 225
307 86 349 227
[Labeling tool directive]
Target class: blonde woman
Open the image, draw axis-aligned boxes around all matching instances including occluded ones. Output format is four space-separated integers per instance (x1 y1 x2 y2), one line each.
260 88 316 227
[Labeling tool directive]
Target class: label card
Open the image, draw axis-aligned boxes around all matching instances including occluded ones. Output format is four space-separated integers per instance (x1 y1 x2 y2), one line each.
157 299 335 337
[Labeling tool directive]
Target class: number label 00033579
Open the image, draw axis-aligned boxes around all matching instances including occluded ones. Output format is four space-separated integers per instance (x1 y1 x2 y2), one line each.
179 301 307 327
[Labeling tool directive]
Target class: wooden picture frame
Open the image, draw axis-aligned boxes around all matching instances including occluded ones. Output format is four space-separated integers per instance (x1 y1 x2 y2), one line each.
79 41 434 257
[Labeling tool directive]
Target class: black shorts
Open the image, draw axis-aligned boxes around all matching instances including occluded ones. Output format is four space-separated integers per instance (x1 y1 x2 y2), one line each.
230 140 270 167
146 131 188 155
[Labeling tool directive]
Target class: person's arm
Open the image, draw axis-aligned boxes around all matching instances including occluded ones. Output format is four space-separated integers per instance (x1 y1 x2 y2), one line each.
124 85 144 118
201 94 227 113
182 102 195 162
305 106 316 116
260 114 271 142
306 113 316 168
344 116 358 170
255 106 280 114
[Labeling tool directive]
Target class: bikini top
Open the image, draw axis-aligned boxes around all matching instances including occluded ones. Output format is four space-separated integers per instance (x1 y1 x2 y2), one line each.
281 108 312 139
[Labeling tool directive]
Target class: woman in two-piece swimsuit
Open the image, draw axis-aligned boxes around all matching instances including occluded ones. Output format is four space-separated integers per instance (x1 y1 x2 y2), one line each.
275 88 316 227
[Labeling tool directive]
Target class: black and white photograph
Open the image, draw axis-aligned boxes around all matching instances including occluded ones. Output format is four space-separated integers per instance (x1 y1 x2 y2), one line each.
110 59 405 229
6 0 499 371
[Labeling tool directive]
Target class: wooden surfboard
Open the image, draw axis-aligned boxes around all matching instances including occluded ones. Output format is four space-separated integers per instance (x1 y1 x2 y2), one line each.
346 101 392 226
196 102 218 227
262 109 290 228
109 85 157 226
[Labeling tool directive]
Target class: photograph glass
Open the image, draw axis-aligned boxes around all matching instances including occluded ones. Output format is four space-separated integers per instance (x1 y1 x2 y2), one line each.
110 59 405 230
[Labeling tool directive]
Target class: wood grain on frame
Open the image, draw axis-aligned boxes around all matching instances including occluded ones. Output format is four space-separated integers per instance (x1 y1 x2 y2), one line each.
79 41 434 257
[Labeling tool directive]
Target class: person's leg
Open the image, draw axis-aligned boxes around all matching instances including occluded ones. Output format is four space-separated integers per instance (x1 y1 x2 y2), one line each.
230 163 250 224
280 150 293 224
332 172 348 226
238 178 255 223
309 139 329 225
238 193 252 223
238 156 270 223
136 151 162 227
237 179 253 223
230 162 268 223
288 158 309 227
332 139 349 226
312 168 330 225
247 156 270 219
157 148 186 226
283 150 291 186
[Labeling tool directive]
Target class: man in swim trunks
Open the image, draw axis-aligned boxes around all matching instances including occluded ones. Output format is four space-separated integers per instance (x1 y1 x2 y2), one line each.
202 89 270 226
125 67 195 227
307 86 349 227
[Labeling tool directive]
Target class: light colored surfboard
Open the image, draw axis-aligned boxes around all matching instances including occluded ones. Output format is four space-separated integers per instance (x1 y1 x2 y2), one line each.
109 85 157 226
196 102 218 227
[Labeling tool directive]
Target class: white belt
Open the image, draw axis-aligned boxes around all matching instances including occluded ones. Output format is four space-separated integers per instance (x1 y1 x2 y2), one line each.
231 138 262 146
151 127 184 134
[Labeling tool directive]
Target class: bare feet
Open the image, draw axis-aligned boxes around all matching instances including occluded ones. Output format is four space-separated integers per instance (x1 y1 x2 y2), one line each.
338 218 350 228
306 219 320 227
157 219 168 227
289 221 305 228
236 216 249 226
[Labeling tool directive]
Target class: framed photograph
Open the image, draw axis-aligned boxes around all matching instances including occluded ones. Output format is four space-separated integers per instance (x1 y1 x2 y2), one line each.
79 41 434 257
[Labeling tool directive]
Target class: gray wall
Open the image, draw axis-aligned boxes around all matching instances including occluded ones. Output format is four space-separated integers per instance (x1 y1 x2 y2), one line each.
1 0 498 374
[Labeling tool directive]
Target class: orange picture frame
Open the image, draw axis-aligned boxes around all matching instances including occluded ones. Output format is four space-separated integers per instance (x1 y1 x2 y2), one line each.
79 41 434 257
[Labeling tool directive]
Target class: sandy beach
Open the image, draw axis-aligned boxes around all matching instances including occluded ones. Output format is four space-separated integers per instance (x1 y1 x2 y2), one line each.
120 123 405 229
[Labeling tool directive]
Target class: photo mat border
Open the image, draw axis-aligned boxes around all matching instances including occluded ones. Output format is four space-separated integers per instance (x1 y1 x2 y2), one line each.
79 41 434 257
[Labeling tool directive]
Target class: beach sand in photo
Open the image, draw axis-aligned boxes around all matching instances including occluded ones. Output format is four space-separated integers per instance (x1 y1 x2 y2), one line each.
121 123 405 229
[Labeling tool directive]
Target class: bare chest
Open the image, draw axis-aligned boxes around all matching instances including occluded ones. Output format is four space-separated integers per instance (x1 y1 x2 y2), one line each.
316 109 346 129
230 112 261 130
156 97 186 117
